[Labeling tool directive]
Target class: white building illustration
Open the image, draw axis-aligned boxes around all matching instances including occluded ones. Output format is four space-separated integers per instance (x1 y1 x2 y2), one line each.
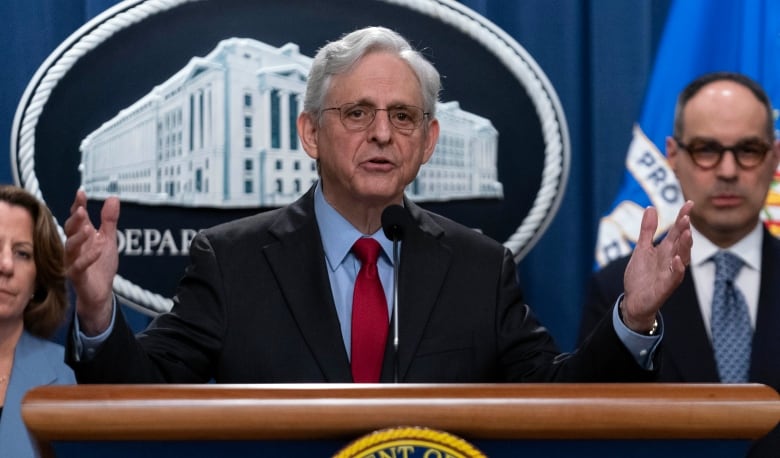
414 101 502 200
79 37 502 207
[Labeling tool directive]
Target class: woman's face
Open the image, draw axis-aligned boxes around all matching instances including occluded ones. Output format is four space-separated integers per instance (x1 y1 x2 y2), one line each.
0 201 36 325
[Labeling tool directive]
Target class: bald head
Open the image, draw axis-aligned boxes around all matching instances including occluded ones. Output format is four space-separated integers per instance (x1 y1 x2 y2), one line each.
673 72 775 141
666 72 780 248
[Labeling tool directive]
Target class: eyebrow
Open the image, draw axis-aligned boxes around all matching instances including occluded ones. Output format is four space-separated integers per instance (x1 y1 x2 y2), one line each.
687 135 767 143
346 99 418 108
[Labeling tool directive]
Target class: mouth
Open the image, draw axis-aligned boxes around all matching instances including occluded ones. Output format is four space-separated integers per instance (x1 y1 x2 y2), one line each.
361 157 394 171
710 193 743 207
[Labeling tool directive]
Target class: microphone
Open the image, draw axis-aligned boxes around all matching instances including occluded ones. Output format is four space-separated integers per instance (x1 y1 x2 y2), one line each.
381 205 411 383
382 204 409 241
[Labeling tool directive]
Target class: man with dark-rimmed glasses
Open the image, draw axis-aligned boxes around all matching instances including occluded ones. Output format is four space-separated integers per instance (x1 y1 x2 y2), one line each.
580 71 780 457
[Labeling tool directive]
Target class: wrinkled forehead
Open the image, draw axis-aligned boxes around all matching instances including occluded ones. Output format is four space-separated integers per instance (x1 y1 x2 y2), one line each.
325 52 423 105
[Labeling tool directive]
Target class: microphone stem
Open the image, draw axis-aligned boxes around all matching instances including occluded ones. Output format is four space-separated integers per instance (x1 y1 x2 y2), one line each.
392 235 400 383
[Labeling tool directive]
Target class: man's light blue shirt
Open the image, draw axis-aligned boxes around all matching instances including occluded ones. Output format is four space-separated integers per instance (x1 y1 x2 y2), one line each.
314 182 396 360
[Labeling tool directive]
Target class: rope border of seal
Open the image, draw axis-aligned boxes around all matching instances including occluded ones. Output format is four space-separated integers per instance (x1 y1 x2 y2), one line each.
11 0 569 315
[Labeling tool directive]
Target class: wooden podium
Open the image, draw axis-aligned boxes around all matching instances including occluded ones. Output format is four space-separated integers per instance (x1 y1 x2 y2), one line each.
22 383 780 457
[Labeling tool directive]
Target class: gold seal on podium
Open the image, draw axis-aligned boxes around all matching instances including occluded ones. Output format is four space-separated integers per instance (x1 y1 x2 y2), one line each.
334 426 487 458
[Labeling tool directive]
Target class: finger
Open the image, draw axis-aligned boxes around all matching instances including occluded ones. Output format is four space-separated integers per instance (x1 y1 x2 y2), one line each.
64 223 95 268
673 201 693 233
677 222 693 266
64 190 92 236
66 246 101 277
665 205 693 273
63 204 90 237
666 200 694 240
669 254 687 279
69 189 87 215
662 202 693 265
635 206 658 250
98 197 121 239
64 220 94 250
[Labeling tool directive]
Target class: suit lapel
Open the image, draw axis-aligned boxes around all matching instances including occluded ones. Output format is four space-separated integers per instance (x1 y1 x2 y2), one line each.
11 332 59 386
263 190 352 382
751 229 780 388
662 270 720 382
381 201 452 382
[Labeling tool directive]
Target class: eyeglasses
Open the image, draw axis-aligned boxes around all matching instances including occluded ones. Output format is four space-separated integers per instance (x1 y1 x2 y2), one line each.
673 137 772 170
321 102 429 132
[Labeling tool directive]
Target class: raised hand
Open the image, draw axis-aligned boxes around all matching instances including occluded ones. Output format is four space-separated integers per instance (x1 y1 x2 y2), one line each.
621 200 694 333
63 189 120 335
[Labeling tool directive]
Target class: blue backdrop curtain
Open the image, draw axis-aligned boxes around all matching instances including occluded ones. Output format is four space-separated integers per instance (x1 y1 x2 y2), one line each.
1 0 671 351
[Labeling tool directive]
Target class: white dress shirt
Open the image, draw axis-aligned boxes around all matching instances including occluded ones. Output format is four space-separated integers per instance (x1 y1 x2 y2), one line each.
689 222 762 338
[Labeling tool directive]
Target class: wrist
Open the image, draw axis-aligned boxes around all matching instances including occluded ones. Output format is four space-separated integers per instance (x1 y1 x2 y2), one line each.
77 297 114 336
619 299 659 336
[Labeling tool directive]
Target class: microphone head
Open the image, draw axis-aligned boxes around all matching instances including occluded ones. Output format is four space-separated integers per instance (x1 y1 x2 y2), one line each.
381 205 411 241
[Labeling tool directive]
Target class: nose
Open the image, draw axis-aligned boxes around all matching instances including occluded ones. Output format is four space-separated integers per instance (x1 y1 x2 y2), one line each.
367 109 393 143
0 247 12 275
715 149 739 178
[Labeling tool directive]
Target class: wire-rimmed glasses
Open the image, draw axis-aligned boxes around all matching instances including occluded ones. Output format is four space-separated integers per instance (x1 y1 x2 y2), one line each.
322 102 429 132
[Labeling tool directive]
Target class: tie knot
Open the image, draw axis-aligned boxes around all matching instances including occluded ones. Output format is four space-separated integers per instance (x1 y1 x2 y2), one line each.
712 251 744 283
352 238 381 265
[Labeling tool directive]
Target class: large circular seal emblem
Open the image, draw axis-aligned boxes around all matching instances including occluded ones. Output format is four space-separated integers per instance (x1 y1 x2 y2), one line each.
12 0 569 315
334 426 486 458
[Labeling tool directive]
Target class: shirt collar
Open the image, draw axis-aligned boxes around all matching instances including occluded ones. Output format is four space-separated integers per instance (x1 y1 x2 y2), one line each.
691 221 763 270
313 181 394 271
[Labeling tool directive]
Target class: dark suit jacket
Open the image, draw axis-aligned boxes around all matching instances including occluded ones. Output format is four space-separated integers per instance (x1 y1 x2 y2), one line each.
579 227 780 457
68 186 655 384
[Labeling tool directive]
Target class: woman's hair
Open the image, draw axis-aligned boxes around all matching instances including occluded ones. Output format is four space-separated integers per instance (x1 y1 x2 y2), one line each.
303 26 441 118
0 185 68 338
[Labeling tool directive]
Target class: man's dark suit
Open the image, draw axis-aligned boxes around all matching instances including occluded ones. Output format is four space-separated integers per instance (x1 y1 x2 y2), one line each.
68 186 654 384
579 227 780 457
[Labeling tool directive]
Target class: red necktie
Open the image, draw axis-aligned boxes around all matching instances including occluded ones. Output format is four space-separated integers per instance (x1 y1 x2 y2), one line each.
351 238 389 383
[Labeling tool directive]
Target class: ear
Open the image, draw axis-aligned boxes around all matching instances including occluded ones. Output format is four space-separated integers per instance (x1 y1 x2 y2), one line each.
770 139 780 169
297 112 319 160
421 118 440 165
665 136 679 171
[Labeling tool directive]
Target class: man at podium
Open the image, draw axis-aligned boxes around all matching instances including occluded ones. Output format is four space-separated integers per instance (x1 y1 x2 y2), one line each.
63 26 693 384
